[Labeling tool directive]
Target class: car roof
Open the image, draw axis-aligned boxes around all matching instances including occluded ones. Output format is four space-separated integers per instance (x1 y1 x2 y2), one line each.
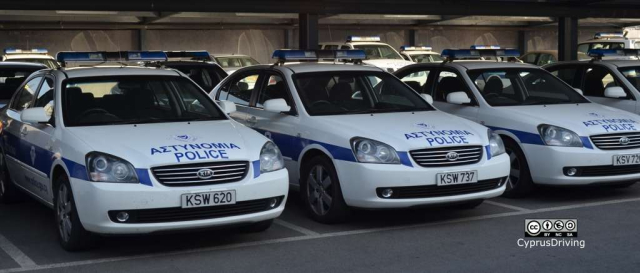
57 66 182 78
449 61 539 70
280 62 384 73
4 54 54 60
212 54 252 58
546 59 640 68
0 61 48 69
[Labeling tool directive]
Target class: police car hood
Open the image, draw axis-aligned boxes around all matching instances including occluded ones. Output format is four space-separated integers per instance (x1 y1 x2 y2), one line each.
66 120 265 167
313 111 488 151
494 103 640 135
363 59 414 71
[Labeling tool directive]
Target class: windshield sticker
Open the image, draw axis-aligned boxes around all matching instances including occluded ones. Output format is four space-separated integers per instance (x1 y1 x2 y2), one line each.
172 134 199 142
583 119 638 132
405 130 475 146
151 143 241 162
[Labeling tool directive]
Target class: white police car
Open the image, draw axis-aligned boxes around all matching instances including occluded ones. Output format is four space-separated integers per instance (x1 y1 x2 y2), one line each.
2 48 59 69
395 48 640 197
399 46 443 63
544 49 640 115
319 36 414 73
211 49 510 223
0 51 288 251
578 32 640 58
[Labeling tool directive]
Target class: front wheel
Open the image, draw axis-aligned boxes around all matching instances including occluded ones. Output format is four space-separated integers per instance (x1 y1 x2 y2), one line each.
502 139 535 198
54 175 98 251
300 156 350 224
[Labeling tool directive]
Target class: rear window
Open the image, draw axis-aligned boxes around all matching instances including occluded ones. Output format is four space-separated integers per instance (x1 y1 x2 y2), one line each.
0 67 43 100
215 57 259 68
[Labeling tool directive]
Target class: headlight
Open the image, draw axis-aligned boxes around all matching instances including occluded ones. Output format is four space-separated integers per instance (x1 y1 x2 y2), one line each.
488 130 506 157
351 137 400 164
538 124 583 147
86 152 139 183
260 142 284 173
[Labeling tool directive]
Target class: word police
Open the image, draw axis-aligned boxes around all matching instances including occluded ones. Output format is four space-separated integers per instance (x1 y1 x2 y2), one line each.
151 142 241 162
405 130 475 146
583 119 638 132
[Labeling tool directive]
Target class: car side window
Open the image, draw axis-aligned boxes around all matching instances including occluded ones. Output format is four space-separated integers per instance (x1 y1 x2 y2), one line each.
583 66 628 98
522 53 538 65
537 54 556 66
399 69 433 94
219 73 260 106
256 74 293 109
434 71 474 104
11 76 43 111
549 66 581 88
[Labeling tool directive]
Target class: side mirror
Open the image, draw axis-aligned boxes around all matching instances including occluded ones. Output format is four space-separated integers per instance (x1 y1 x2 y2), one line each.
574 88 583 95
420 94 434 104
604 86 626 99
264 98 291 113
21 107 50 124
446 91 471 105
218 100 237 114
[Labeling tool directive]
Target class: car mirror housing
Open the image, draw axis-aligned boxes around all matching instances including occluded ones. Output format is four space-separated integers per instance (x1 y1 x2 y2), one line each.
20 107 51 124
604 86 626 99
420 93 434 104
218 100 237 114
264 99 291 113
446 91 471 105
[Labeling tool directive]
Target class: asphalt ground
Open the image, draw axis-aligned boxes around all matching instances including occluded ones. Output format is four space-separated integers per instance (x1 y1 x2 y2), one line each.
1 184 639 272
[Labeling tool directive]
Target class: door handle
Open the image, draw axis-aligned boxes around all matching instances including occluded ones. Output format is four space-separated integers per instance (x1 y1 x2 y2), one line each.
247 116 257 126
19 127 28 137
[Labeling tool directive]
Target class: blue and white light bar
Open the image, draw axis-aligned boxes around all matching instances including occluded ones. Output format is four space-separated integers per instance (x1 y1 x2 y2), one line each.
272 49 366 63
347 36 381 42
470 45 501 50
165 51 212 61
441 48 520 60
57 51 168 64
4 48 49 54
400 46 433 51
588 49 640 58
594 32 625 39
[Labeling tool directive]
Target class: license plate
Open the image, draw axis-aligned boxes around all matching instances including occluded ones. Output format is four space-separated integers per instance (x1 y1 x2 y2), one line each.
613 154 640 166
436 171 478 186
181 190 236 208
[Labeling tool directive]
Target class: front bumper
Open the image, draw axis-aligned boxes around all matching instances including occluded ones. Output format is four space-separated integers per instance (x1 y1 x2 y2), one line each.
69 169 288 235
334 153 510 209
523 144 640 185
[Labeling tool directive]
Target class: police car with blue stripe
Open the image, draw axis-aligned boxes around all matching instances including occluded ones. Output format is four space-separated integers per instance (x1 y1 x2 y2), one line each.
319 36 414 73
0 51 288 251
211 49 510 223
2 48 60 69
395 46 640 197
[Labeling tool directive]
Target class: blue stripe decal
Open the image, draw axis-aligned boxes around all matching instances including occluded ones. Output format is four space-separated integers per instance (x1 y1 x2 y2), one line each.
252 160 261 178
61 158 89 181
485 145 492 160
255 129 357 163
486 126 545 145
580 137 594 150
397 152 413 167
136 169 153 187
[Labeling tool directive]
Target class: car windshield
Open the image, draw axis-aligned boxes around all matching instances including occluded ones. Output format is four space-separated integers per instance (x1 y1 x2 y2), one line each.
578 42 625 54
411 54 443 63
63 76 225 127
468 68 589 106
619 67 640 91
353 45 403 60
215 56 259 68
0 67 42 100
293 71 434 116
9 58 59 69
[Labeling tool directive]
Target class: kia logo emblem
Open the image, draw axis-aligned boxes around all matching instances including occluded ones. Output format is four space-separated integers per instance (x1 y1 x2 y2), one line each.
620 137 631 145
446 152 459 161
197 169 215 179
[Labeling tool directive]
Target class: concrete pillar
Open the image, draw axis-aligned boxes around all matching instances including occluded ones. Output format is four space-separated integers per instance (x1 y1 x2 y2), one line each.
558 17 578 61
517 30 526 54
299 13 319 50
407 29 416 46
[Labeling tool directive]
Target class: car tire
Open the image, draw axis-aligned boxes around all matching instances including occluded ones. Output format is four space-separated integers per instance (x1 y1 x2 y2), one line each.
300 156 350 224
607 181 636 189
454 199 484 210
239 219 273 233
54 175 98 251
0 151 21 204
502 138 535 198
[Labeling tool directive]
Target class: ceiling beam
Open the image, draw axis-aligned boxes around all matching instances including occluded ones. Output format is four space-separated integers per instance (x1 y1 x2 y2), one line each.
138 12 180 24
415 15 466 26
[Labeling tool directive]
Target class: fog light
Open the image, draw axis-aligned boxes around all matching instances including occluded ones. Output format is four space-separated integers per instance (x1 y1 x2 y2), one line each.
381 189 394 198
269 198 278 208
566 168 577 176
116 212 129 222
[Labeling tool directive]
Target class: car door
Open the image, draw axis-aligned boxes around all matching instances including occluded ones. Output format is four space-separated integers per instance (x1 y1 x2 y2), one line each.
20 75 55 202
243 72 300 183
216 70 264 126
2 75 43 192
430 69 480 121
581 65 636 113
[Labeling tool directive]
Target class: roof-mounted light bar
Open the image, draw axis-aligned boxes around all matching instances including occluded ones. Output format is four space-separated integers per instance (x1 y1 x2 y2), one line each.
272 49 366 64
441 48 520 62
56 51 168 66
4 48 49 55
164 51 212 61
347 36 381 42
588 49 640 59
470 45 501 50
400 46 433 51
594 32 625 39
